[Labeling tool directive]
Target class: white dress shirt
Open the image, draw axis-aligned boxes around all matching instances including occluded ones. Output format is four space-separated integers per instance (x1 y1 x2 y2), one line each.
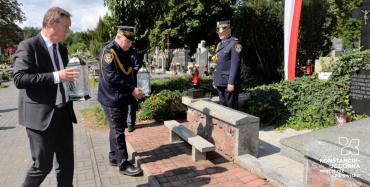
41 32 69 105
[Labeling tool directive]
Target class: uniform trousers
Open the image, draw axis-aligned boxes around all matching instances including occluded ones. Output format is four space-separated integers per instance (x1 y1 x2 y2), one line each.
127 97 137 127
102 105 129 168
217 86 239 109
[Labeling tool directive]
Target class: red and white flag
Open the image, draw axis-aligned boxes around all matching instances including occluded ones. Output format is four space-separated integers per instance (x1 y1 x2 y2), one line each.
284 0 302 80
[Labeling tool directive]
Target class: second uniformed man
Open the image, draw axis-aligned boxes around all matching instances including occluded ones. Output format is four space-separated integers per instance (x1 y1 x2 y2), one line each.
97 25 143 176
212 20 242 109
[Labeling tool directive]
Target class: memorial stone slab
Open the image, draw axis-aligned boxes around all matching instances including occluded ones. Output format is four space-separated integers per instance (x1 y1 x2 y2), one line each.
350 69 370 114
304 140 370 186
281 118 370 163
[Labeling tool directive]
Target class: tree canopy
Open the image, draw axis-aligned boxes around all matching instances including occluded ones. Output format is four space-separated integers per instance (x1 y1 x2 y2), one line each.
65 0 363 84
327 0 362 48
0 0 25 48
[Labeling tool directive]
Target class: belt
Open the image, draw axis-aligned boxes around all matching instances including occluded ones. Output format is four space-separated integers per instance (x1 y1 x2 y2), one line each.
55 103 67 108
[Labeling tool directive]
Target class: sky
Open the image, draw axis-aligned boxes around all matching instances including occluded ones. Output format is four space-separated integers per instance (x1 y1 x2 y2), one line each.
18 0 108 32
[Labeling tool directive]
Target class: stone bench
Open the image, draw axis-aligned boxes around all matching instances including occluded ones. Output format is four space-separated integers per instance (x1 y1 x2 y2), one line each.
164 120 215 161
182 96 260 160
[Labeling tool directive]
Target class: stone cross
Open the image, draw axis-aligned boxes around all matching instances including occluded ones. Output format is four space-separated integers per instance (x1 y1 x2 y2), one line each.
353 0 370 49
362 9 370 24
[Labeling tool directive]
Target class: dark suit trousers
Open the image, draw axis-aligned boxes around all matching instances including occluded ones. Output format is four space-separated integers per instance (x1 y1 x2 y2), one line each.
217 86 239 109
22 106 74 187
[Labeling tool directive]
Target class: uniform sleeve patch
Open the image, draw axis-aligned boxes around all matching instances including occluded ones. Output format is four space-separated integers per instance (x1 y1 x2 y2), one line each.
103 52 113 64
235 43 242 53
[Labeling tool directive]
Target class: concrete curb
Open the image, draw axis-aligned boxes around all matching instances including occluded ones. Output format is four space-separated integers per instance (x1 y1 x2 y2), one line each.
126 139 161 187
236 154 303 187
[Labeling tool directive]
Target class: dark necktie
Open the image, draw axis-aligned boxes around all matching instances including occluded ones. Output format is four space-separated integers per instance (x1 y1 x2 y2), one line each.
53 43 66 104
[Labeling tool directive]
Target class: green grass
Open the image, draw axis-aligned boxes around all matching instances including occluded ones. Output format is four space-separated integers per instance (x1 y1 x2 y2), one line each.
0 82 9 88
81 104 107 126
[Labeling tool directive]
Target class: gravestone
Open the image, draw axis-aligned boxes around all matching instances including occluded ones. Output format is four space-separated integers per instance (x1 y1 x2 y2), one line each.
353 0 370 49
195 40 209 76
330 37 344 57
154 46 160 67
350 70 370 114
172 48 191 73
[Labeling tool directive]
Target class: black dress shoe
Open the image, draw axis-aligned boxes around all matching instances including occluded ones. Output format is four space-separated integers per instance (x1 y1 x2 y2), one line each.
119 163 143 176
127 126 135 132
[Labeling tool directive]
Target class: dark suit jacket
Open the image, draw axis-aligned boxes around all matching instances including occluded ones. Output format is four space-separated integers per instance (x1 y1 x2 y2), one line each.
213 36 241 87
13 34 77 131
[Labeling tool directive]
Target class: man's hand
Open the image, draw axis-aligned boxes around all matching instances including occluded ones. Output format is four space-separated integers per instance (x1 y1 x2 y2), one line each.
227 84 235 92
132 87 143 101
59 68 80 82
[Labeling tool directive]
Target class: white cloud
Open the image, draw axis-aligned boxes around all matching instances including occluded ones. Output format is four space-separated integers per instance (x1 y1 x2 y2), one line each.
18 0 108 32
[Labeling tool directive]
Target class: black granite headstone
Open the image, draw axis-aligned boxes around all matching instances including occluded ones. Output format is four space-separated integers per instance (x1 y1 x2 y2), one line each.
353 0 370 49
350 69 370 114
187 88 204 99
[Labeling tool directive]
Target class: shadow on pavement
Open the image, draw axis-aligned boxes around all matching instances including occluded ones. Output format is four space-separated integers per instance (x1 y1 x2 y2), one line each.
135 121 162 129
156 166 226 186
134 142 191 165
0 108 18 113
0 126 16 130
258 139 281 157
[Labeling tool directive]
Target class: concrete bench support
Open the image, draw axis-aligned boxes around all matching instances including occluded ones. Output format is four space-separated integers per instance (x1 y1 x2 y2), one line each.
182 96 260 160
164 120 215 161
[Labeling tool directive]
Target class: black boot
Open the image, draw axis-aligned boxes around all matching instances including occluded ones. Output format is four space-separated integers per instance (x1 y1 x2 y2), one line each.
119 162 143 176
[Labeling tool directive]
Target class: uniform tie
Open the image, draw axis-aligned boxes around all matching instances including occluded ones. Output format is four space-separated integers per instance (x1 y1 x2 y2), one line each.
53 43 66 104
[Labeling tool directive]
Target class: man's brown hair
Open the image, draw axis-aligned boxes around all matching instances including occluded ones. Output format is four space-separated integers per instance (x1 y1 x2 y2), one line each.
42 7 71 28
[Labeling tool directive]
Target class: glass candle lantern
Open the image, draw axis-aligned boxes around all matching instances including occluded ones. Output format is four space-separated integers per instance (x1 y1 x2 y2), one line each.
66 56 90 101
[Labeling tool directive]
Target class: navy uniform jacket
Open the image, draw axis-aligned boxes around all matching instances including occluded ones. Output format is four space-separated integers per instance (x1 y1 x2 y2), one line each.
97 41 139 107
213 36 241 87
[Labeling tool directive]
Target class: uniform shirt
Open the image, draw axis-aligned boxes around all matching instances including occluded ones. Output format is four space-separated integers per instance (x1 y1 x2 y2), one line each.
213 36 241 87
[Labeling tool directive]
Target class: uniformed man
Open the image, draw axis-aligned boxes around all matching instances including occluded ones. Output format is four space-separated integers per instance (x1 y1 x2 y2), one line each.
97 25 143 176
212 20 242 109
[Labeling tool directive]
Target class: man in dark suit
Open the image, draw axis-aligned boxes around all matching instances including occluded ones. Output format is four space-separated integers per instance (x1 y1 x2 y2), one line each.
98 26 143 176
13 7 79 187
212 20 242 109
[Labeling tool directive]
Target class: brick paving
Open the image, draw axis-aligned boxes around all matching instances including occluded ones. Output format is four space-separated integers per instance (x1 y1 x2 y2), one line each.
127 123 273 187
0 82 273 186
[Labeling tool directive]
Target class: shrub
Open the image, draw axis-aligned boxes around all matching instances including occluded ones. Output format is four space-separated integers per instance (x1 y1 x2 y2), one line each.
242 49 370 130
0 64 11 81
138 90 187 121
151 75 215 96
